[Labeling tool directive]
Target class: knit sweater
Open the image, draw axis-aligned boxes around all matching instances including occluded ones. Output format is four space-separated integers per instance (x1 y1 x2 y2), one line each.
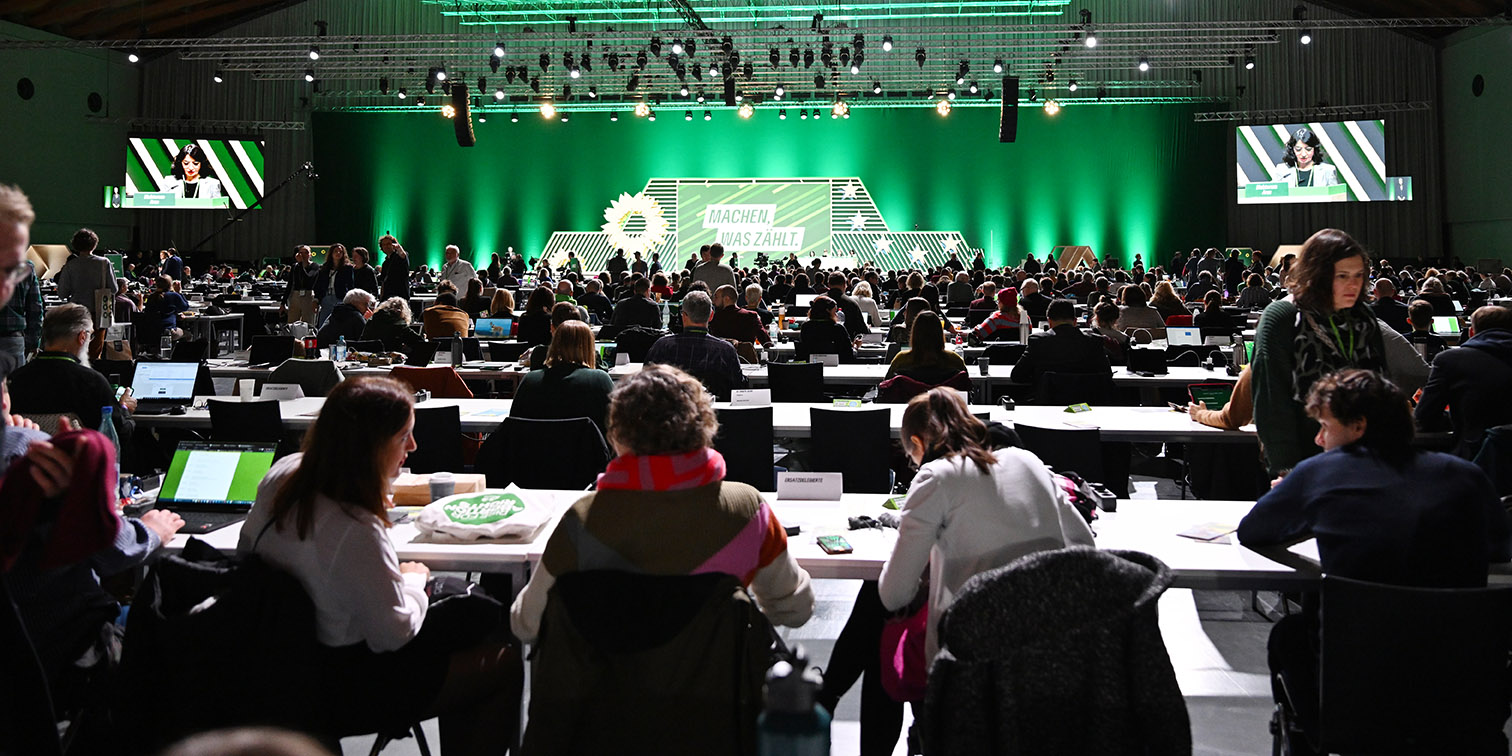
510 481 813 643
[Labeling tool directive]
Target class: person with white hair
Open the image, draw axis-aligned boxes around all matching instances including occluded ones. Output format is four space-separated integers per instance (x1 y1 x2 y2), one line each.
439 244 477 293
315 288 375 348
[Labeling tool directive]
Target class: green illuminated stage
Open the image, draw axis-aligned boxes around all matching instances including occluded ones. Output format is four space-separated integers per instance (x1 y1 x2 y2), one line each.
311 104 1226 271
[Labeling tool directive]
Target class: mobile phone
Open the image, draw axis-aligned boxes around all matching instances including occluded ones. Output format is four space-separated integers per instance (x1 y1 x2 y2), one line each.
114 385 129 401
816 535 853 555
1168 401 1186 412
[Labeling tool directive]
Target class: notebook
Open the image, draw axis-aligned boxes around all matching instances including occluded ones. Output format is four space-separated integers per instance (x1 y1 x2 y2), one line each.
131 361 199 414
153 441 277 533
1167 326 1203 346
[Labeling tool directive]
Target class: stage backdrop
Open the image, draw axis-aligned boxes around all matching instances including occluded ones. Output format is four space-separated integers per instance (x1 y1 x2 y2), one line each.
311 104 1225 271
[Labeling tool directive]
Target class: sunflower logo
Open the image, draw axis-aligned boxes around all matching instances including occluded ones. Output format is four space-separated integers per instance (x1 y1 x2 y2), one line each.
601 192 670 256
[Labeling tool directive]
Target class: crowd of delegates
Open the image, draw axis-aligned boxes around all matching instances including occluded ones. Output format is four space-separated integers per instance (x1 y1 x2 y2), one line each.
5 176 1512 753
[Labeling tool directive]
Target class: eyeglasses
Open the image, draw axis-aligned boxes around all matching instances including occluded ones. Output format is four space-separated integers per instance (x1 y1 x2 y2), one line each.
1 261 29 286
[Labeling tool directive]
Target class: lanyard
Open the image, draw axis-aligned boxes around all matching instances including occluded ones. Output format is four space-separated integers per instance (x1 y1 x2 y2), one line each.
1327 314 1356 363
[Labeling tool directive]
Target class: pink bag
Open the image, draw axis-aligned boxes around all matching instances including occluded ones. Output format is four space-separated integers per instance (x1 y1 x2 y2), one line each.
879 601 929 702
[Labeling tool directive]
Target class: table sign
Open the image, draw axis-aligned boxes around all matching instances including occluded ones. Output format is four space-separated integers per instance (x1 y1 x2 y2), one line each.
777 472 844 501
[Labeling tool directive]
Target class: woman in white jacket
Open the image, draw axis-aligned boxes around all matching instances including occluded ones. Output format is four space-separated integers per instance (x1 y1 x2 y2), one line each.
817 388 1095 756
161 143 224 199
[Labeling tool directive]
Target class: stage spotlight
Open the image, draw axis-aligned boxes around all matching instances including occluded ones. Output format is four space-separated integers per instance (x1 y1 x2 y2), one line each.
991 58 1003 75
672 39 684 55
735 93 743 102
213 70 223 84
1245 54 1256 70
505 66 517 84
561 113 569 122
441 103 456 118
304 68 315 83
790 48 800 67
570 65 581 79
947 87 956 101
627 73 639 91
1084 29 1098 48
436 66 447 81
1300 28 1313 45
936 99 951 117
540 101 556 119
705 110 713 120
563 85 572 98
650 37 662 57
1096 85 1107 101
511 112 519 122
779 108 787 119
872 81 882 94
539 53 551 72
426 68 438 92
580 49 591 72
915 48 926 67
854 33 865 49
397 88 407 99
1026 87 1037 102
812 109 821 119
648 110 656 121
968 80 978 94
127 51 140 63
803 49 815 68
680 84 689 96
379 77 390 94
775 83 786 97
1068 79 1078 92
478 115 486 123
838 47 849 68
1137 56 1150 72
478 76 487 94
800 109 808 119
770 48 780 67
1191 69 1203 84
831 99 849 118
494 88 505 100
697 90 706 103
589 86 597 98
610 112 618 121
882 35 893 52
708 62 720 78
634 101 651 117
416 96 425 106
684 40 696 56
1045 99 1060 115
494 42 506 58
814 73 825 88
489 55 501 74
530 76 540 93
743 61 754 79
685 110 694 121
810 12 823 30
637 50 648 69
957 60 969 78
850 62 860 75
308 45 320 61
608 51 620 70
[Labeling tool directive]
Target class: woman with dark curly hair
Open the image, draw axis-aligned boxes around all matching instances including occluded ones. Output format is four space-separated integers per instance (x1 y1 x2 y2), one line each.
1276 127 1339 188
1251 228 1384 475
162 143 223 199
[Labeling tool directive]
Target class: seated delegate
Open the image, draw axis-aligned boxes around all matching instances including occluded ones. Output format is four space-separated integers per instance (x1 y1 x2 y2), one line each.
510 364 814 642
238 377 521 753
511 321 613 432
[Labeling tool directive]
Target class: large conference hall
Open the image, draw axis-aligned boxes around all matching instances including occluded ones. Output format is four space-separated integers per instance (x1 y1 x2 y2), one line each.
2 0 1512 754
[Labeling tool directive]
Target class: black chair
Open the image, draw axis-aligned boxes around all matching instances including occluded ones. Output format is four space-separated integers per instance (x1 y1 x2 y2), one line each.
405 405 462 474
1013 422 1104 483
249 335 296 367
1272 575 1512 756
169 340 208 363
431 337 482 361
767 361 824 403
983 343 1026 364
406 341 441 367
207 399 284 445
810 407 892 493
487 341 532 362
475 416 611 489
715 406 775 491
1033 371 1114 406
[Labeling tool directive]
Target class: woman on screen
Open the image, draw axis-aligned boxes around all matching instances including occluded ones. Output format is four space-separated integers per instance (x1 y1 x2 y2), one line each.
161 143 223 199
1276 128 1339 188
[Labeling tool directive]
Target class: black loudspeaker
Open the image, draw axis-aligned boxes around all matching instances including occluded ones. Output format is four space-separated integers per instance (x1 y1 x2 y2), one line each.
451 84 476 147
999 76 1019 143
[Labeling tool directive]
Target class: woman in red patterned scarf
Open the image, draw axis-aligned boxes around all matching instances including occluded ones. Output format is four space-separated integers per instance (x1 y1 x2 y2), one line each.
510 363 814 642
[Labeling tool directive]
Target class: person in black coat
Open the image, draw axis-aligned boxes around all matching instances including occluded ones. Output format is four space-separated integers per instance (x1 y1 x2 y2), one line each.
360 296 425 356
315 290 374 348
1009 298 1112 389
611 278 663 330
351 247 380 298
824 272 871 338
1369 279 1410 334
1415 306 1512 458
797 296 856 363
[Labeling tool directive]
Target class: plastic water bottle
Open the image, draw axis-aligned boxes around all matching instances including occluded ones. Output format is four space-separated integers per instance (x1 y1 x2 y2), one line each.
758 657 830 756
768 318 781 345
659 301 670 329
451 330 464 366
333 335 348 362
159 332 173 359
99 405 122 498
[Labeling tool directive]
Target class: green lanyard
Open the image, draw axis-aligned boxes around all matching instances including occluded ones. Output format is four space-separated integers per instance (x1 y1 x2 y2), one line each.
1327 314 1356 363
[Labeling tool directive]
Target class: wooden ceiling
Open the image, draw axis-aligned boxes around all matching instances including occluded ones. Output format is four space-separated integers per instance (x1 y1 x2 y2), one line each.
2 0 1505 42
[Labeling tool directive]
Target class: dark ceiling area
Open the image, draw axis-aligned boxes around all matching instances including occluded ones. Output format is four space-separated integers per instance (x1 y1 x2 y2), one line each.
2 0 1507 42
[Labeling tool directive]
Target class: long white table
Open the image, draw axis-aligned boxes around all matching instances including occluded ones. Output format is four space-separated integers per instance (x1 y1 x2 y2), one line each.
133 396 1258 444
611 362 1239 390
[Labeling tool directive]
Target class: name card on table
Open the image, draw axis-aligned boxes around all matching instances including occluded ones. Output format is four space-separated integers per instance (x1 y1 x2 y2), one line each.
777 472 843 501
730 389 771 406
615 353 631 366
811 353 841 367
260 383 306 401
832 399 863 408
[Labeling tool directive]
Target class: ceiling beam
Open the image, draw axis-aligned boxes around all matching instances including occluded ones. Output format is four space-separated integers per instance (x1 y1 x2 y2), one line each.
27 0 135 29
139 0 285 37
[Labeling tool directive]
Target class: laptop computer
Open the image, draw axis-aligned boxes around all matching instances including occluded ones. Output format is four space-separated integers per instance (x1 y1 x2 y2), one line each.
1167 326 1203 346
794 294 817 307
152 441 277 533
131 361 199 414
1127 347 1169 376
1432 316 1461 336
474 318 513 338
406 341 441 367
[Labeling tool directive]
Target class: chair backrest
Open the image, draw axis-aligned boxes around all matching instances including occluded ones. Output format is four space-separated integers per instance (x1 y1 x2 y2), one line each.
207 399 284 444
92 358 137 388
767 361 824 403
1013 422 1103 483
388 365 474 399
487 341 532 362
1164 314 1194 327
405 404 462 474
983 343 1026 365
523 570 770 755
614 326 666 363
249 335 295 367
714 406 775 491
266 359 344 398
169 339 208 363
1033 370 1113 406
476 416 611 489
810 407 892 493
1317 575 1512 753
1472 424 1512 497
405 340 441 366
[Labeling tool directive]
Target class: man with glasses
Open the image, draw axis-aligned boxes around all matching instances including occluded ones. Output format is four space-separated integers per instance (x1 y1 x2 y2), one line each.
0 240 40 367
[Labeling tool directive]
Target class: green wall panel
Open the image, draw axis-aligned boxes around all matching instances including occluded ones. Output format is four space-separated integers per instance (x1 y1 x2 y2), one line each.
312 104 1226 271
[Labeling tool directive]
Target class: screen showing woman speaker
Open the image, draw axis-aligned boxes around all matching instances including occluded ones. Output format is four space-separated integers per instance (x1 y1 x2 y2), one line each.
1235 120 1411 204
104 136 266 210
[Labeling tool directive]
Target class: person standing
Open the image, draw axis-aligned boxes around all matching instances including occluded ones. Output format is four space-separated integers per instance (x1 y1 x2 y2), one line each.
690 243 737 292
377 235 410 301
313 244 354 329
351 247 379 298
159 248 184 282
54 228 119 335
284 245 320 325
439 244 477 294
0 256 41 366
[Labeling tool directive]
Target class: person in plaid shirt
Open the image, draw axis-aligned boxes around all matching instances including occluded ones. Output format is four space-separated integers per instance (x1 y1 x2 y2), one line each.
644 291 748 400
0 258 41 366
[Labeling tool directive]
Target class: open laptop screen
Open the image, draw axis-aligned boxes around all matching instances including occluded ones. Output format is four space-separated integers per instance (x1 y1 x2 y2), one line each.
158 441 276 507
131 361 199 400
475 318 512 338
1167 326 1202 346
1431 316 1461 336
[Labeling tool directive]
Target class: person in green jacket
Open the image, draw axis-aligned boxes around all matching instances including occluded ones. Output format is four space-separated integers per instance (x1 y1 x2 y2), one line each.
1251 228 1384 476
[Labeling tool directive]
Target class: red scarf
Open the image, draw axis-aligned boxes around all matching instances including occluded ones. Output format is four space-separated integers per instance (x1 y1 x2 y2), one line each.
596 447 727 491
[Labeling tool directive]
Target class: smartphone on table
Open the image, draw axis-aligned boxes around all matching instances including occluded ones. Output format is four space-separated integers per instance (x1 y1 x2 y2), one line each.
817 535 853 555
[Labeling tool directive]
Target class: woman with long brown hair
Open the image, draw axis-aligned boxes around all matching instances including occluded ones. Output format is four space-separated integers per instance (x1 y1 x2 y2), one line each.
816 388 1093 756
238 377 520 753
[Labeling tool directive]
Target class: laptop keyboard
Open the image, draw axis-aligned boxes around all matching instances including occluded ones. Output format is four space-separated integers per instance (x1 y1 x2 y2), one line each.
177 510 249 534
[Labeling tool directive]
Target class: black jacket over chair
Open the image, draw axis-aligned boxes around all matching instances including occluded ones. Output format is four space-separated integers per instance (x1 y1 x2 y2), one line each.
522 571 771 756
714 406 775 491
476 416 611 489
810 407 892 493
405 404 463 474
767 361 824 403
923 548 1190 755
1009 325 1112 393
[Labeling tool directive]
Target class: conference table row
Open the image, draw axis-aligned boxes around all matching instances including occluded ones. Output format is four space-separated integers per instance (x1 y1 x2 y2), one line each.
165 492 1317 591
134 396 1260 444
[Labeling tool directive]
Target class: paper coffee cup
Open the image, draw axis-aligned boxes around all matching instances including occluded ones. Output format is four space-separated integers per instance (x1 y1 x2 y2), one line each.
238 379 257 402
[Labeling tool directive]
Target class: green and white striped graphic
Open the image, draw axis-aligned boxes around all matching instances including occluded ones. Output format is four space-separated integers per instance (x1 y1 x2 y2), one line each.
125 136 266 210
1235 121 1387 202
676 182 831 261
